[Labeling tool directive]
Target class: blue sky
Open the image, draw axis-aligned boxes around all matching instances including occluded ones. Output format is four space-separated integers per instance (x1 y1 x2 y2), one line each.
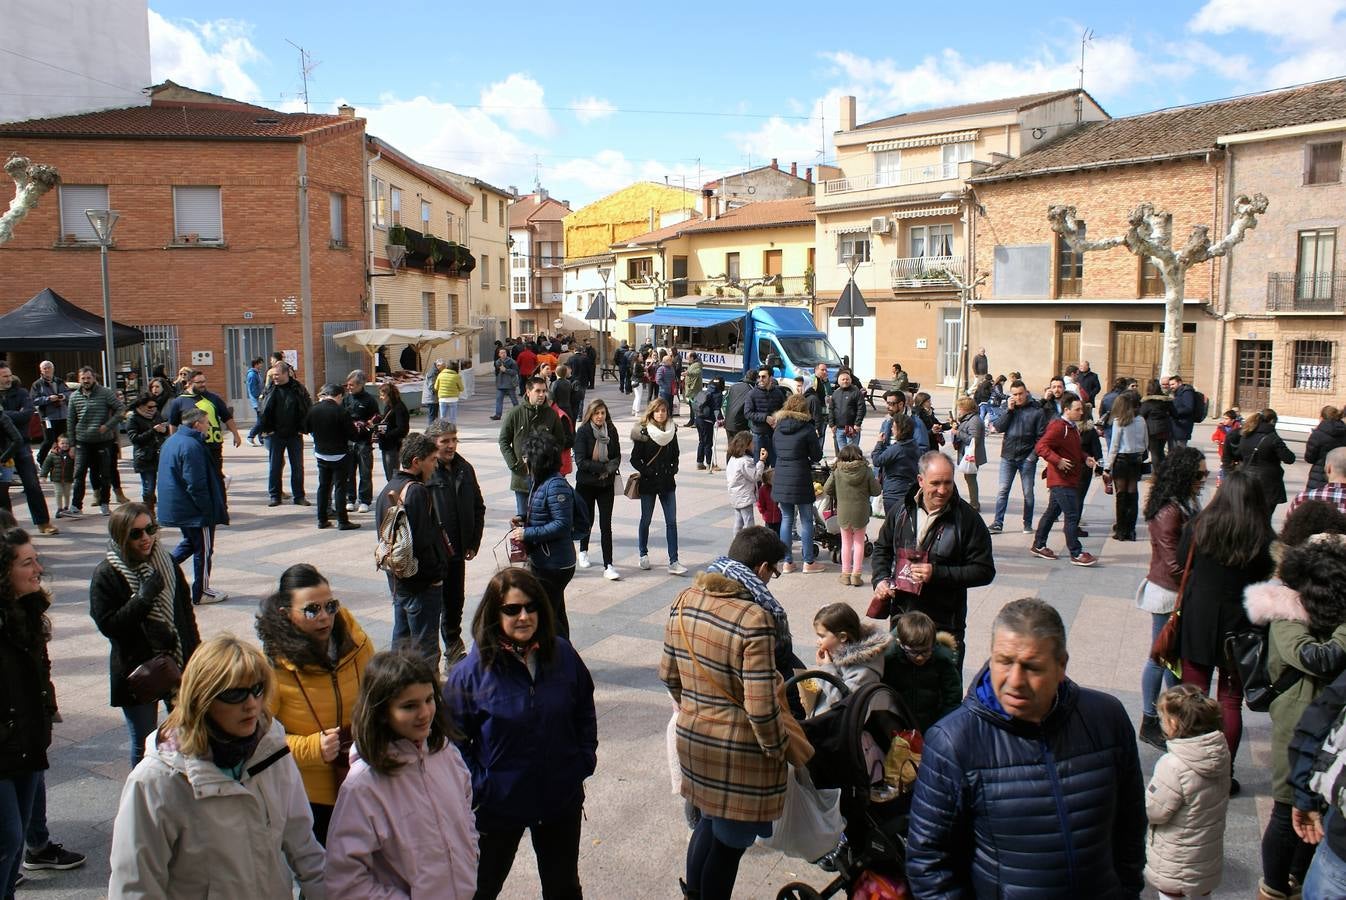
145 0 1346 205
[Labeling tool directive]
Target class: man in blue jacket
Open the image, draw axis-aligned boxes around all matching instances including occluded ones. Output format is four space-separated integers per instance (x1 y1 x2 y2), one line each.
906 597 1146 899
157 408 229 604
1167 374 1198 448
744 367 785 465
989 381 1047 534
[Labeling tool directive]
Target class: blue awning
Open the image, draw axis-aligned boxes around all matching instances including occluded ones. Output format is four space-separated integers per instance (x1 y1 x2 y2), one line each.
626 308 747 329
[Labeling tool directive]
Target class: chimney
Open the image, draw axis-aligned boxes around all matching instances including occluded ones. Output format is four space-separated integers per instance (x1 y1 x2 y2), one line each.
790 162 797 177
538 188 549 202
337 104 356 119
840 95 856 132
805 167 813 183
770 158 778 170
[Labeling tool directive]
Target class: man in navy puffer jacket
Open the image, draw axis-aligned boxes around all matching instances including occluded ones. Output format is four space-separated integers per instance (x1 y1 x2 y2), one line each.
906 597 1145 899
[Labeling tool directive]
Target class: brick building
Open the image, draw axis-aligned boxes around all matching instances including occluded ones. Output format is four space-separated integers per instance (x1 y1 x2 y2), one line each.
0 82 367 403
509 190 571 335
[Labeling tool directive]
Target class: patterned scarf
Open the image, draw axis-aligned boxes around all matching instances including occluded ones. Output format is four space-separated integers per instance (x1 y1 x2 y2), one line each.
706 556 794 671
105 537 182 666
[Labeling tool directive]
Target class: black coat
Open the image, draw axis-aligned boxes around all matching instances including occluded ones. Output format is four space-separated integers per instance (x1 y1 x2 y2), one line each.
1139 395 1175 439
427 455 485 560
770 410 822 505
1305 418 1346 490
725 381 752 434
629 425 678 495
343 389 380 444
375 471 448 592
573 420 621 490
871 494 995 639
304 399 358 456
828 383 866 429
376 401 410 451
1239 423 1297 506
257 379 312 438
0 591 55 778
744 385 784 434
1177 525 1273 667
88 560 200 707
125 411 168 474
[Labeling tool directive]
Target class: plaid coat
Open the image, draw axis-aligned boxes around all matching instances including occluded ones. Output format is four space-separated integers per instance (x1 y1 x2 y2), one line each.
659 572 788 823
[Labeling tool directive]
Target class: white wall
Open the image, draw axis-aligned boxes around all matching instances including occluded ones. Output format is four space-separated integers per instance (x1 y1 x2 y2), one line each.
3 0 151 123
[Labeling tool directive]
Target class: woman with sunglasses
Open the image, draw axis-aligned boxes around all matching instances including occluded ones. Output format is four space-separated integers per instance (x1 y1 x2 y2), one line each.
445 568 597 900
89 503 201 768
255 563 373 845
108 635 324 898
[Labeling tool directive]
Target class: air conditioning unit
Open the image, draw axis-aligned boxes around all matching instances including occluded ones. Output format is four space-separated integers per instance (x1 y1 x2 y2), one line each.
870 216 892 235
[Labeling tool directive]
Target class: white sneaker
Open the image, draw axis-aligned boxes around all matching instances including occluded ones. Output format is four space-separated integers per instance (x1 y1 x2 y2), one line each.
99 503 111 516
197 589 228 605
638 555 651 570
668 561 688 576
357 503 370 514
577 551 591 569
603 565 621 581
345 502 356 512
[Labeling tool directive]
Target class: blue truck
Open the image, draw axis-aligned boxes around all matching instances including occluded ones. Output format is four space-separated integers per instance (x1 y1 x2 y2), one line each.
625 306 844 384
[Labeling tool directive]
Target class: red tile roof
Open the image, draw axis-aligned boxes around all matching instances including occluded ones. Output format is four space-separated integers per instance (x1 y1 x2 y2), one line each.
682 197 816 234
972 78 1346 182
614 213 703 247
856 89 1092 131
0 101 353 141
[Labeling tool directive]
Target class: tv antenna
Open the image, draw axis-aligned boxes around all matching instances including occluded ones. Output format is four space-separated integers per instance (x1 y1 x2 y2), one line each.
285 39 320 112
1077 28 1095 122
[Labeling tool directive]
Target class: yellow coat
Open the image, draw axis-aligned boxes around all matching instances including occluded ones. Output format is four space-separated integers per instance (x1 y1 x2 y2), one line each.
435 368 463 400
266 608 374 805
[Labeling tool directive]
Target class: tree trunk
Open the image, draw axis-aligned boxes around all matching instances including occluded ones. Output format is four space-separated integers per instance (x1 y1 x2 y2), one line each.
1161 267 1186 381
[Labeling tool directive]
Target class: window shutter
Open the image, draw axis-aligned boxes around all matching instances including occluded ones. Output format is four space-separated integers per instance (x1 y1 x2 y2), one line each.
174 186 222 241
58 185 109 241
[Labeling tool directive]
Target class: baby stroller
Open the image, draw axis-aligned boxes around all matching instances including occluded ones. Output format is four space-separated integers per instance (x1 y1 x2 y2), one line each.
812 462 874 566
775 671 920 900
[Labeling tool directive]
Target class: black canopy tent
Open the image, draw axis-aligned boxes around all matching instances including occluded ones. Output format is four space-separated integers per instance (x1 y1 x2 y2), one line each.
0 288 144 350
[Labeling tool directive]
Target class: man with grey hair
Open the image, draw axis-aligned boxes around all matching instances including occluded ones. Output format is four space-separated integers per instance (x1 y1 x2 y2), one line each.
871 451 994 669
342 369 379 513
1289 445 1346 517
30 360 71 466
906 597 1145 898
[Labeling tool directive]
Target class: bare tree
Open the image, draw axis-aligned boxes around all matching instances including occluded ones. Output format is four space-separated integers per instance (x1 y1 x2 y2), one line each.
1047 193 1269 381
0 155 61 246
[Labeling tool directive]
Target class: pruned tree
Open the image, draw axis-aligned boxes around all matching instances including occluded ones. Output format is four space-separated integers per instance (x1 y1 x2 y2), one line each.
0 155 61 246
1047 193 1269 381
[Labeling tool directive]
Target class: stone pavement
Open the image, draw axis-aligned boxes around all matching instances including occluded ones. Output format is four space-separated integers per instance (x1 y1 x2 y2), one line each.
21 381 1295 899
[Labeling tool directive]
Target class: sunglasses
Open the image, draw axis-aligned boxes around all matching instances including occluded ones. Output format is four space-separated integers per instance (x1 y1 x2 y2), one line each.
500 601 540 617
129 523 159 540
298 599 340 620
215 682 266 704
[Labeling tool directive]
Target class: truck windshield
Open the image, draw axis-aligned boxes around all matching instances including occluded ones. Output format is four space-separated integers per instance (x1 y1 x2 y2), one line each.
778 337 842 368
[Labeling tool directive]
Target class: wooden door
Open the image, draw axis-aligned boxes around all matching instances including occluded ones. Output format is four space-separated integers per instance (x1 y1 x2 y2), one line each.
1054 321 1081 376
1110 323 1198 387
1234 340 1273 412
764 249 783 278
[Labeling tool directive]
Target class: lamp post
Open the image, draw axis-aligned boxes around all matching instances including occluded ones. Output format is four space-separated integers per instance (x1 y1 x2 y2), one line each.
85 209 120 388
597 266 612 368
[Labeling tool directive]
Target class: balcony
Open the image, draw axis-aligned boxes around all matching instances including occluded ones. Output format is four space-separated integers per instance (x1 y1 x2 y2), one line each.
891 255 963 288
821 165 961 195
542 291 564 304
534 256 565 269
1267 272 1346 312
672 275 814 302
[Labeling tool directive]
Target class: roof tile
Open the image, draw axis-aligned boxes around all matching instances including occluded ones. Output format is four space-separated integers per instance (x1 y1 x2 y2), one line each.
856 89 1085 131
0 102 351 140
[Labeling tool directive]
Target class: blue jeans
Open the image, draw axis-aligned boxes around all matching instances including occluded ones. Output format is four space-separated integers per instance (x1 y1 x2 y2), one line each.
23 772 46 851
0 772 40 897
390 580 444 668
1142 611 1178 717
439 399 458 423
172 525 216 602
696 421 715 466
514 491 528 517
139 471 156 505
494 386 518 416
638 491 679 563
833 427 861 451
1305 813 1346 899
1033 484 1083 558
123 701 162 769
779 503 815 564
992 455 1037 528
267 434 305 501
752 431 775 467
246 403 262 440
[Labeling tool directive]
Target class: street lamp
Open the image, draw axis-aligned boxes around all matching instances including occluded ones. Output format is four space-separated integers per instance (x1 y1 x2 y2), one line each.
85 209 120 388
597 266 612 368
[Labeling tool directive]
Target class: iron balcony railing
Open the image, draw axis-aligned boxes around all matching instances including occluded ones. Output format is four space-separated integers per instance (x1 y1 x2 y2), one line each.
1267 272 1346 312
891 255 963 288
673 275 814 301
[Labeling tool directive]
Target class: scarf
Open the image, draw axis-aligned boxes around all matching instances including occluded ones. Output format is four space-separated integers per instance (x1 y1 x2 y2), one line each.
706 556 794 671
106 538 182 666
206 719 265 775
501 637 540 660
644 420 677 447
590 421 609 461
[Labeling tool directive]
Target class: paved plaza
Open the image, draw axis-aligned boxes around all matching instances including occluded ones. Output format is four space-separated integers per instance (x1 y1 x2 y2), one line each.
21 380 1298 899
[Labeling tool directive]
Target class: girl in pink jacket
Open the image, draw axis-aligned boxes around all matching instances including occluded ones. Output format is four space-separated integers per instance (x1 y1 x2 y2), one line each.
325 651 478 899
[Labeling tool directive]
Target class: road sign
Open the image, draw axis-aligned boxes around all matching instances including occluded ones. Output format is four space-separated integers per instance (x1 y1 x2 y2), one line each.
834 318 865 327
833 281 871 318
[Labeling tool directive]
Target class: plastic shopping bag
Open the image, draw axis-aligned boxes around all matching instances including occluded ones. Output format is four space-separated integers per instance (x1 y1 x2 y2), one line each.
759 765 845 861
666 711 682 795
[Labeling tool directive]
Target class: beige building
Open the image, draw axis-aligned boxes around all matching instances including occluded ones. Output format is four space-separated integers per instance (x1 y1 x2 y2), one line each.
509 190 571 335
430 167 513 358
813 89 1107 386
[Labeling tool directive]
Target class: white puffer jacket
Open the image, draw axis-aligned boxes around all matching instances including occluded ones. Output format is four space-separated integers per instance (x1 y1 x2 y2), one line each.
814 624 891 715
1143 728 1231 897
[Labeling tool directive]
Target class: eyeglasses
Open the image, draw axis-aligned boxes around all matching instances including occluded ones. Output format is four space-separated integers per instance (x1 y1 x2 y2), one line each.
215 682 266 704
900 643 933 659
767 564 781 580
298 599 340 620
128 523 159 540
501 601 539 617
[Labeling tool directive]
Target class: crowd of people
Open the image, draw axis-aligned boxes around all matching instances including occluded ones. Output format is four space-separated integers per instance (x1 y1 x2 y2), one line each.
7 338 1346 900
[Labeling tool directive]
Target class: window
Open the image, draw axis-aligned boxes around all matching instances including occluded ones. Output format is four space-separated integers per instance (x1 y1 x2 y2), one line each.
628 257 652 281
1293 339 1334 391
499 256 506 288
422 291 438 329
498 198 505 222
329 193 346 246
481 192 488 222
1056 223 1085 298
481 254 490 288
58 184 109 242
371 176 386 229
512 275 528 299
1140 256 1164 297
172 186 223 243
421 199 431 230
447 294 458 324
1306 142 1343 185
726 252 741 282
910 224 954 258
512 251 527 269
390 187 402 226
941 142 973 178
519 318 536 334
373 303 390 328
1297 228 1337 300
874 150 901 186
837 235 870 264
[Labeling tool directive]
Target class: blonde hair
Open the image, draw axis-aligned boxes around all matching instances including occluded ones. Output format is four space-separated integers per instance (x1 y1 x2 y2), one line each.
641 397 671 428
160 635 274 757
956 396 975 415
782 392 808 414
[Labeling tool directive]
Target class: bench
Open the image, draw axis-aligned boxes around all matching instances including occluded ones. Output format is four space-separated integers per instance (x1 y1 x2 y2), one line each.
865 379 920 409
600 365 619 382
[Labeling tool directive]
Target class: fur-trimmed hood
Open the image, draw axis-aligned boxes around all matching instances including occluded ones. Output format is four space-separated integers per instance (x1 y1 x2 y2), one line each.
1244 578 1309 626
829 623 891 669
935 630 958 651
690 570 754 601
773 407 814 436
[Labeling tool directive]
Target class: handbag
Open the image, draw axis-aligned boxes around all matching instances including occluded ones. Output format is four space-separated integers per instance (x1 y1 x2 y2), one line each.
126 652 182 704
624 441 665 500
1150 541 1196 673
1225 627 1304 713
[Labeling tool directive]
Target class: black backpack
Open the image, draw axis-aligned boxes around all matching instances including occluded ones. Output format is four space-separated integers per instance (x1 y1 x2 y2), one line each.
1193 390 1210 423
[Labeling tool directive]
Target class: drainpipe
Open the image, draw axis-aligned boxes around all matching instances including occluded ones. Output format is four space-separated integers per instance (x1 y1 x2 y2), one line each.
1217 148 1235 410
297 144 316 395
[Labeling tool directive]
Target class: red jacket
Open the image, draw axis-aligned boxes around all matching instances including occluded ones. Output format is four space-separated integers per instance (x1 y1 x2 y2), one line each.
1035 418 1083 489
517 349 538 377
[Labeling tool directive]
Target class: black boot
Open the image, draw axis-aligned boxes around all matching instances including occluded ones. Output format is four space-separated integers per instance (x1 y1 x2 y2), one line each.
680 878 700 899
1138 714 1166 750
1125 492 1140 540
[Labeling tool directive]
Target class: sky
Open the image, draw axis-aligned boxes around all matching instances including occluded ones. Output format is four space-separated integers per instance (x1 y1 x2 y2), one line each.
142 0 1346 207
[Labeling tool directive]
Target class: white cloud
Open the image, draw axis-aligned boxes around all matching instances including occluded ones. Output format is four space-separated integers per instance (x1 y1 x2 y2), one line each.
1189 0 1346 86
572 97 616 124
147 9 263 101
480 73 557 137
